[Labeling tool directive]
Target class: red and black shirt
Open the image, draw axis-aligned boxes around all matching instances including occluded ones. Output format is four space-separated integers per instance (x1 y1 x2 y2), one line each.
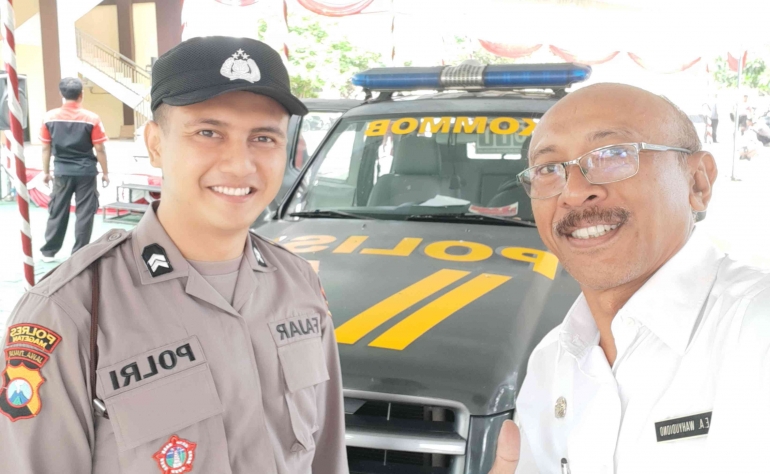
39 102 108 177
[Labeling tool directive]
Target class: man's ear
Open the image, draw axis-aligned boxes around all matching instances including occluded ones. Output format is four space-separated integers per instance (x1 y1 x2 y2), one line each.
145 120 163 169
687 151 718 212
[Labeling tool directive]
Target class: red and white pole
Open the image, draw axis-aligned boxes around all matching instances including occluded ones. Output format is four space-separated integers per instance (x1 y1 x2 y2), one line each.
2 0 34 289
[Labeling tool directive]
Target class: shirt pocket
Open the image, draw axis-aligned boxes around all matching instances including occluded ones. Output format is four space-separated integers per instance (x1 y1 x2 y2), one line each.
104 363 232 474
275 324 330 453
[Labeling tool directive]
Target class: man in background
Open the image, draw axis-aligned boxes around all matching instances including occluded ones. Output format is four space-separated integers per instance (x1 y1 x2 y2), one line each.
709 96 719 143
39 77 109 262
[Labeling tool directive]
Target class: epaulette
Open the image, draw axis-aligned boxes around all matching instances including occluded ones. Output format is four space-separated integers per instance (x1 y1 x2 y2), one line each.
32 228 131 297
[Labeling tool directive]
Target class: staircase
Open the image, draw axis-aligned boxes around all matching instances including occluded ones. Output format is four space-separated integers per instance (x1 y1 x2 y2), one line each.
75 29 152 129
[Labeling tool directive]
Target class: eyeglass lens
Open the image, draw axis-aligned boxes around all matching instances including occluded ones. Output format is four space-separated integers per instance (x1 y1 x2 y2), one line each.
522 144 640 198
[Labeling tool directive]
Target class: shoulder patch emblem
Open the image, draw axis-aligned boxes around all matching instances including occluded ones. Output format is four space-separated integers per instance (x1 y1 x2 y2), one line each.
6 324 61 353
153 435 197 473
142 244 173 278
0 347 49 421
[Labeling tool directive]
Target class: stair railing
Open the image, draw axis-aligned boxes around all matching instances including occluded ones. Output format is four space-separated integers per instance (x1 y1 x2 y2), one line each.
76 29 153 127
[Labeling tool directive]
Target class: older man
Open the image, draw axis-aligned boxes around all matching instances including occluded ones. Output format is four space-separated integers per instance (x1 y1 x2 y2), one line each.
489 83 770 474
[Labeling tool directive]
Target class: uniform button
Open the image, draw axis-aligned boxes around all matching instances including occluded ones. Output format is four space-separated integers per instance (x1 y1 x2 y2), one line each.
625 317 636 328
108 231 122 241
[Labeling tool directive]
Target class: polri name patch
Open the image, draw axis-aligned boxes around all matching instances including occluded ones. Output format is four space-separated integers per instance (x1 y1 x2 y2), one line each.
6 324 62 353
655 411 712 442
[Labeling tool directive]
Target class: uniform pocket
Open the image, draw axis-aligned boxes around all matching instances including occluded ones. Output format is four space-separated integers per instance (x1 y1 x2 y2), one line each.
277 333 330 452
104 363 232 473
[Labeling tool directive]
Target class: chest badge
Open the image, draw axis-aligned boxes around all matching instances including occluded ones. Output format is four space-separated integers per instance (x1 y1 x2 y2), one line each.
152 435 197 473
555 396 567 419
142 244 173 278
655 411 712 442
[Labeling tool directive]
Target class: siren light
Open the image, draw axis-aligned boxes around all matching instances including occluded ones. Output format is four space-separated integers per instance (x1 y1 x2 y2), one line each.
352 62 591 92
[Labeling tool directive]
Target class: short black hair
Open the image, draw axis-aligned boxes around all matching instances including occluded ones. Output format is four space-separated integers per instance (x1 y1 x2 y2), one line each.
59 77 83 101
153 103 170 131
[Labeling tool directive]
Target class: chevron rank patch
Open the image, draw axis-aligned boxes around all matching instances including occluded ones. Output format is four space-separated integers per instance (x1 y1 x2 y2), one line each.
143 244 173 278
0 347 50 421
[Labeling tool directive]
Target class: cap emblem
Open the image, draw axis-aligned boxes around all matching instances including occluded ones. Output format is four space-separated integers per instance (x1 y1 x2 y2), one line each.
220 49 261 83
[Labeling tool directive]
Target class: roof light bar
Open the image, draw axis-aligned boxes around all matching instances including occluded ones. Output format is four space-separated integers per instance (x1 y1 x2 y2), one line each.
352 63 591 92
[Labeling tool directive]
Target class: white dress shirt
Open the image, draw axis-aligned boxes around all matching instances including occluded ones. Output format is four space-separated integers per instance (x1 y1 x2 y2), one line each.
515 229 770 474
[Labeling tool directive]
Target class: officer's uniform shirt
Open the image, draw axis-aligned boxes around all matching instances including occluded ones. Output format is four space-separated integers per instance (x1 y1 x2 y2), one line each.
0 203 347 474
188 256 242 305
515 229 770 474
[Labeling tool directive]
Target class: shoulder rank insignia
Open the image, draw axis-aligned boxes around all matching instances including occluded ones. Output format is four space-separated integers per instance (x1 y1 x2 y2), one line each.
143 244 173 278
153 435 197 473
0 347 50 421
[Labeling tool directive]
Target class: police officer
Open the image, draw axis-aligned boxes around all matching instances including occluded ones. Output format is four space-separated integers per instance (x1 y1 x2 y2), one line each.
0 36 347 474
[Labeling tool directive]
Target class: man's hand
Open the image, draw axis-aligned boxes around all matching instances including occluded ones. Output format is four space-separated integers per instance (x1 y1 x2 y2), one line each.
43 173 53 187
489 420 521 474
101 174 110 187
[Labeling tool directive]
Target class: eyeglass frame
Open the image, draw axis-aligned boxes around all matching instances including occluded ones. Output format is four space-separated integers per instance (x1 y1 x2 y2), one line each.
517 142 693 200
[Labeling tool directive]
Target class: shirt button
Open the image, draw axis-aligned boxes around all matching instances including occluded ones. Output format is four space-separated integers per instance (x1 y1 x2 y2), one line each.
108 232 121 241
625 317 636 328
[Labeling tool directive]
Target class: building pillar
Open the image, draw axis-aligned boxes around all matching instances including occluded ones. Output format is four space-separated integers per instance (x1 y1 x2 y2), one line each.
40 0 62 111
117 0 134 126
155 0 183 57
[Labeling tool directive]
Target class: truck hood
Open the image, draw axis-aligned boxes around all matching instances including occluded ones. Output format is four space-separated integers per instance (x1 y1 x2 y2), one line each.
259 218 581 416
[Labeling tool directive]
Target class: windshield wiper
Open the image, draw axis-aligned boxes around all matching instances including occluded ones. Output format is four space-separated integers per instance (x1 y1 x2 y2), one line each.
289 210 370 220
406 213 536 227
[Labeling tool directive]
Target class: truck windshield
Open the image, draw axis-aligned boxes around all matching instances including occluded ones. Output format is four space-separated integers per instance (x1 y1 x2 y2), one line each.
285 114 540 223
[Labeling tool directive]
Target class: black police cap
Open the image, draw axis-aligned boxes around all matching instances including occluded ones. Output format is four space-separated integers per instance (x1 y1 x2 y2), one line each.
151 36 307 116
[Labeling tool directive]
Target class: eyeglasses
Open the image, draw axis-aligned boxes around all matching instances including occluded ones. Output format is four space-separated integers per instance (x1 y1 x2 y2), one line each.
517 143 692 199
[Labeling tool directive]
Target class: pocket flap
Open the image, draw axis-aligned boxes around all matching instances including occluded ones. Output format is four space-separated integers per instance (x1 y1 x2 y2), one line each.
105 364 223 451
278 337 329 393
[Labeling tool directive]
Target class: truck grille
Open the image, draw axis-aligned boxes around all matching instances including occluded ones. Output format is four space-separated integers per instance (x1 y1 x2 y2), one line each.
344 390 469 474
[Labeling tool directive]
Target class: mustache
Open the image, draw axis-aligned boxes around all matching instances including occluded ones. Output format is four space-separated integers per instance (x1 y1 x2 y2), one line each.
554 206 631 236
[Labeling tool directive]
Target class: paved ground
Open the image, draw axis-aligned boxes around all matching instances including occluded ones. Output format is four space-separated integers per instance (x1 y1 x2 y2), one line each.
0 139 768 332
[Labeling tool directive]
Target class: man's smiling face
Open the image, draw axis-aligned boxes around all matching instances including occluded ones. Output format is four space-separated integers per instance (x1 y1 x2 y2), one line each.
146 90 289 234
528 84 712 291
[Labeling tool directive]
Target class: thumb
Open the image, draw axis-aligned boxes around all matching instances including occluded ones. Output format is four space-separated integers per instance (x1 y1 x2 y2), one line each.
489 419 520 474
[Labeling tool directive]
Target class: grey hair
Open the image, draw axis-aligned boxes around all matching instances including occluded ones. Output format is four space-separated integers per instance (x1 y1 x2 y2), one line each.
659 95 702 156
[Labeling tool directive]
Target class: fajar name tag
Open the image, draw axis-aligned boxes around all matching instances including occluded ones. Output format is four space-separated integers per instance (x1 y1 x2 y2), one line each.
655 411 712 442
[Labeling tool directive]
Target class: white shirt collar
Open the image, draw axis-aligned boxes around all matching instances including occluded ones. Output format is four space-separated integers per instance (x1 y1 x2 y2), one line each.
559 228 724 358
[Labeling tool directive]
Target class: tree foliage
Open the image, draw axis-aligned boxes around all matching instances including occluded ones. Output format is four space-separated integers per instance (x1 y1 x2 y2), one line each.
259 17 384 98
713 56 770 94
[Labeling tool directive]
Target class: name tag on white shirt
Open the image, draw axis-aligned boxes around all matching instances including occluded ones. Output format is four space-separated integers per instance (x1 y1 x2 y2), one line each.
655 411 712 442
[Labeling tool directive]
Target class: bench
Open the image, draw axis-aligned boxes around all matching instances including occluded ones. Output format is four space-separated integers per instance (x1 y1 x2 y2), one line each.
102 183 160 222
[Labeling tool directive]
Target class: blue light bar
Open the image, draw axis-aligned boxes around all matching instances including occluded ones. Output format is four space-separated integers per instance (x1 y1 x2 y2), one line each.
352 67 444 91
483 64 591 88
352 63 591 92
